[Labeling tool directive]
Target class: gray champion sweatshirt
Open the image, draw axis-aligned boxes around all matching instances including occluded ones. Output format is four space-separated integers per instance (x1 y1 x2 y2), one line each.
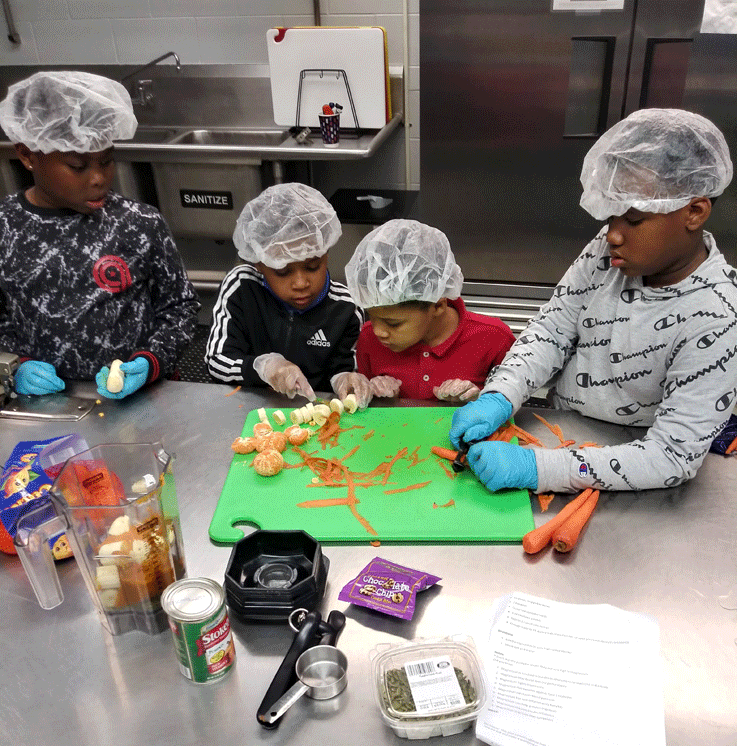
484 229 737 493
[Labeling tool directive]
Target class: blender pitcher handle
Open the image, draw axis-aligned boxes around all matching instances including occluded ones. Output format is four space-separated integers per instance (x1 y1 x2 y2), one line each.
14 501 67 609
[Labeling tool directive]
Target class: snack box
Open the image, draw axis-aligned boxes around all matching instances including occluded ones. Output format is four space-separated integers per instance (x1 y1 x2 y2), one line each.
371 637 486 739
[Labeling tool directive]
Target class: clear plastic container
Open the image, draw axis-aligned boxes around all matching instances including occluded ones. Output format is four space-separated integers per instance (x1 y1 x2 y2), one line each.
371 637 486 739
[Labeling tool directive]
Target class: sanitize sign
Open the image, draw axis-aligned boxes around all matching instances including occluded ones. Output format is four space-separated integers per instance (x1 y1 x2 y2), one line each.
180 190 233 209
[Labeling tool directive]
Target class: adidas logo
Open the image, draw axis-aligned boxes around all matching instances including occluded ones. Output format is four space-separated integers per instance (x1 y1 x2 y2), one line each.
306 328 331 347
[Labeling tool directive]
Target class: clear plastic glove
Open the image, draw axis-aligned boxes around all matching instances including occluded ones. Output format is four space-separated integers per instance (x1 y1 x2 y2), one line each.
370 375 402 398
14 360 65 396
433 379 481 403
467 441 538 493
449 392 513 449
330 371 373 409
96 357 150 400
253 353 315 400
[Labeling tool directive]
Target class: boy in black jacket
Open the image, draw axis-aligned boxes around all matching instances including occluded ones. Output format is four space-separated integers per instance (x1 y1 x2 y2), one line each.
206 183 371 404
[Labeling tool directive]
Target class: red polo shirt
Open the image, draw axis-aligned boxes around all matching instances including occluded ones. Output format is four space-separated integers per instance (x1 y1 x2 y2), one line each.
356 297 515 400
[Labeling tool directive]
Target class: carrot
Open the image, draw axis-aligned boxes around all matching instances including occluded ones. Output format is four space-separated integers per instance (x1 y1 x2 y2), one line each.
725 435 737 455
552 490 599 552
522 488 594 554
431 445 459 461
384 481 431 495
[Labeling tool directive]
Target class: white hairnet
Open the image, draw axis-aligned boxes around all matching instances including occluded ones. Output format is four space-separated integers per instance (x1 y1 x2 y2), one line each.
580 108 732 221
345 219 464 307
0 71 136 153
233 183 341 269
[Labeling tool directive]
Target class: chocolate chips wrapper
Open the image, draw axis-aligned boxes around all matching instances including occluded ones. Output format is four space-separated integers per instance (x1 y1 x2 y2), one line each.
339 557 440 620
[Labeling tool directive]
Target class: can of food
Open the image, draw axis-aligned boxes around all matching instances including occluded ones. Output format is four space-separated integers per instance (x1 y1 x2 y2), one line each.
161 577 236 684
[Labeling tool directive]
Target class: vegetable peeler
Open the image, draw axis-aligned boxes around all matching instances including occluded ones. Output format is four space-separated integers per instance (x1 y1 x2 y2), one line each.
452 440 471 473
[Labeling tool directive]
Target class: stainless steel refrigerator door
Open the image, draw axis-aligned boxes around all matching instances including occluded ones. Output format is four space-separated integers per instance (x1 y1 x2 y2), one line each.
420 0 637 286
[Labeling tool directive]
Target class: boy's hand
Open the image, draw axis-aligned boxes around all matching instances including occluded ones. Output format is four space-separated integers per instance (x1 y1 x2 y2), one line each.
449 392 513 448
369 375 402 398
14 360 65 396
467 441 538 493
95 358 149 399
253 353 315 400
330 371 373 409
434 379 480 403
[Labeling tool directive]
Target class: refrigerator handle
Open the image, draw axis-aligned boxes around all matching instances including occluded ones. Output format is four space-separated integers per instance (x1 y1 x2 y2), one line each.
637 38 692 110
563 36 616 139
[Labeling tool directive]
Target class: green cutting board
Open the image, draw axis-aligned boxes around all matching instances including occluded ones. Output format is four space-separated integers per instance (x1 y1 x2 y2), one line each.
209 407 534 544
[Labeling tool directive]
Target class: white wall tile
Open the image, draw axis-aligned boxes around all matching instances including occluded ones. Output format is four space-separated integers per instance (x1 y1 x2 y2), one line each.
195 16 272 65
410 64 418 91
34 18 118 64
13 0 69 23
375 14 402 66
282 16 315 27
408 0 419 13
149 0 302 17
112 17 199 64
322 14 376 26
408 11 418 68
68 1 149 19
409 136 419 189
0 23 39 65
408 88 419 137
329 0 404 12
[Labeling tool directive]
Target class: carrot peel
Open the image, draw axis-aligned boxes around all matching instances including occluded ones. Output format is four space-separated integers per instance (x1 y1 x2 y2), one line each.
522 488 594 554
552 490 599 552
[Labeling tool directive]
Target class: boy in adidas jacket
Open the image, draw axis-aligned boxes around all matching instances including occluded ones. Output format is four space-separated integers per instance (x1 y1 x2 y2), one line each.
450 109 737 494
206 183 370 404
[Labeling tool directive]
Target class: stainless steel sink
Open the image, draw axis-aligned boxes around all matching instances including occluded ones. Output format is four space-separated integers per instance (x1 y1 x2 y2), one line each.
167 129 289 146
125 127 180 144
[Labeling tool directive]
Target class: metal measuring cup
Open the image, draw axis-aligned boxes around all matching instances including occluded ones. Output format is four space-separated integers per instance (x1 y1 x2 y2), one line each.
261 644 348 724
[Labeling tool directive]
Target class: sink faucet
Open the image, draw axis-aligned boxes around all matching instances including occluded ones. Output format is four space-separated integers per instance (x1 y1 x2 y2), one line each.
121 51 181 106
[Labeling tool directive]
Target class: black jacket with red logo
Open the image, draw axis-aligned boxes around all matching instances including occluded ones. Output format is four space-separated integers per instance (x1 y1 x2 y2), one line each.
206 263 363 391
0 191 199 380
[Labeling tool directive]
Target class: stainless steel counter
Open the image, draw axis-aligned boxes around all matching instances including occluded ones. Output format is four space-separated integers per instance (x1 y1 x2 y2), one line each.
1 381 735 745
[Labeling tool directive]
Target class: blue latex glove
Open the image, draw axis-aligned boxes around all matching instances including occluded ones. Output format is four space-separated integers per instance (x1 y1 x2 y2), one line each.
467 441 538 493
449 392 513 448
95 358 150 400
14 360 65 396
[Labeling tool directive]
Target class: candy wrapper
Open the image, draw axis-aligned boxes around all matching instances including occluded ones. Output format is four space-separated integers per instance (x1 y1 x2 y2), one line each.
339 557 440 620
0 435 88 557
710 413 737 454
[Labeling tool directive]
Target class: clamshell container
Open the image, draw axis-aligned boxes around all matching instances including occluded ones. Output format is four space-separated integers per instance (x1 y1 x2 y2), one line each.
371 637 486 739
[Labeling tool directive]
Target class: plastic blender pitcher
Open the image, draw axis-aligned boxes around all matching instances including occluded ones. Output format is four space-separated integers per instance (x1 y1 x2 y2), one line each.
14 442 186 636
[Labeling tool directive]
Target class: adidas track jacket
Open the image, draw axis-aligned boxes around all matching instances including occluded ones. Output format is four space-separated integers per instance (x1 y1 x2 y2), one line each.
206 264 363 391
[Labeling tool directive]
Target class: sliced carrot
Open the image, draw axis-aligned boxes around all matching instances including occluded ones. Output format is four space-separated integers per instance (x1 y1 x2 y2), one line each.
522 489 594 554
537 493 555 512
552 490 599 552
725 435 737 455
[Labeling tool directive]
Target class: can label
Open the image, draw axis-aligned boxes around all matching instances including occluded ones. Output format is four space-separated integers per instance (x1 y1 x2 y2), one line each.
169 603 236 683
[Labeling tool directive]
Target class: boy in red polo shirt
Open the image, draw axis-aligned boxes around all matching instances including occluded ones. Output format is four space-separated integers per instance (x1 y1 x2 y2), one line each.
345 219 515 401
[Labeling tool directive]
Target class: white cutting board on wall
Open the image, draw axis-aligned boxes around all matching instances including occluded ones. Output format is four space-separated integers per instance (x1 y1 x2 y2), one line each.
267 27 391 129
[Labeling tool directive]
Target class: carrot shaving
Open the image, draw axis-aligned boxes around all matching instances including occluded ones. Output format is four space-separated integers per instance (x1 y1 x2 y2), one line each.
384 481 431 495
363 429 375 441
370 540 381 547
578 442 601 449
432 498 455 508
538 493 555 512
298 496 355 508
506 424 543 447
532 412 569 446
554 440 576 449
224 385 241 397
